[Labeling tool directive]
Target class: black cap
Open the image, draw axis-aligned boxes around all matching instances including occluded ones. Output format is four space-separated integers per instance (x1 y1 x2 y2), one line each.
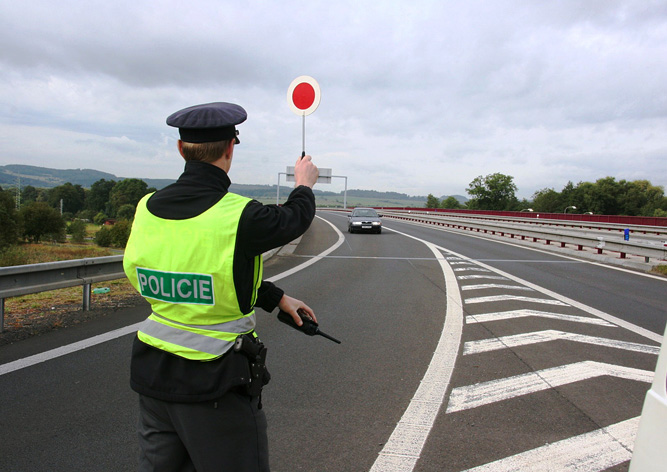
166 102 247 144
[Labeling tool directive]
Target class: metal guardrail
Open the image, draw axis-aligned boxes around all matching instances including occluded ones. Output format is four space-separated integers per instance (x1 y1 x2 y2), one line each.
382 209 667 237
0 256 125 332
0 247 284 333
379 210 667 263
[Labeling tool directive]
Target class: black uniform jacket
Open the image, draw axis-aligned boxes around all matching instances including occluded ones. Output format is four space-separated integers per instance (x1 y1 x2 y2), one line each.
130 160 316 402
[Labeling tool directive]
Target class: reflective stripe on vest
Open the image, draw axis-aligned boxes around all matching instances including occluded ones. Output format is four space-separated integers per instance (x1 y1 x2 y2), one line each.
137 311 256 358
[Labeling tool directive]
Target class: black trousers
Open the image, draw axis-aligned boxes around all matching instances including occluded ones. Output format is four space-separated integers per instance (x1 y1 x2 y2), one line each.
138 391 269 472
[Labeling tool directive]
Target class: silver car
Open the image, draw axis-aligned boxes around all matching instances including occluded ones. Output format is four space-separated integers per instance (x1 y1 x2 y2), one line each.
348 207 382 234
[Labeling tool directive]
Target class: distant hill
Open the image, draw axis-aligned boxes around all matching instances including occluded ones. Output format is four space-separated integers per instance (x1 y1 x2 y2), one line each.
0 164 466 207
0 164 174 190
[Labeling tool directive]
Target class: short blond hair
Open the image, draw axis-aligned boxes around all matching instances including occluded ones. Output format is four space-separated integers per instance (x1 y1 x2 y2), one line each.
180 140 232 163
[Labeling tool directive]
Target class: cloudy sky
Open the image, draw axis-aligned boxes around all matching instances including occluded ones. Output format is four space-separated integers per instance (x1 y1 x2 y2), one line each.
1 0 666 199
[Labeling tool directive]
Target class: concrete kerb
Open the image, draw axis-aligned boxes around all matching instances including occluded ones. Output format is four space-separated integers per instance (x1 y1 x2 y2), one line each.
262 236 302 262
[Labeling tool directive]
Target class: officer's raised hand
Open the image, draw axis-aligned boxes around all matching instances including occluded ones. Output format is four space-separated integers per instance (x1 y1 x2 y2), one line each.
294 155 319 188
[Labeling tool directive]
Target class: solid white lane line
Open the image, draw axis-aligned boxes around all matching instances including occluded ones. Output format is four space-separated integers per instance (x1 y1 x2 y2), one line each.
446 361 653 414
463 417 639 472
0 323 142 376
463 330 660 356
370 230 462 472
266 215 345 283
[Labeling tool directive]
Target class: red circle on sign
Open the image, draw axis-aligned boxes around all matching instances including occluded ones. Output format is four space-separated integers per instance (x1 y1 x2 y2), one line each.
287 76 320 116
292 83 315 110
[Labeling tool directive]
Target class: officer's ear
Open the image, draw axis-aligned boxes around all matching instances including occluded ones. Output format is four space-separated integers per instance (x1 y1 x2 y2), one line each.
224 139 235 160
177 140 186 159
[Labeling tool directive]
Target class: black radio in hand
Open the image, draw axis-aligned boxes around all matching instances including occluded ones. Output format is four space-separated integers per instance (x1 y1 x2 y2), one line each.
277 309 342 344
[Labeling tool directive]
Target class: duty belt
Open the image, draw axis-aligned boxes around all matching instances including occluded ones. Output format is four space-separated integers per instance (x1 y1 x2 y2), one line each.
234 334 270 408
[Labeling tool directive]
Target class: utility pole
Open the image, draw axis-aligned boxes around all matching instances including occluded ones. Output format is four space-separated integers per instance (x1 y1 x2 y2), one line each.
15 177 21 209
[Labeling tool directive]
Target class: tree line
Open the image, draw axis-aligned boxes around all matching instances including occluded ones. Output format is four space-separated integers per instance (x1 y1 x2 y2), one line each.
2 173 665 256
0 178 155 251
427 173 667 217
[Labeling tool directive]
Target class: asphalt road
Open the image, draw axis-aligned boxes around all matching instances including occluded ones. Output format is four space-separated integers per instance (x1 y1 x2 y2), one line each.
0 211 665 472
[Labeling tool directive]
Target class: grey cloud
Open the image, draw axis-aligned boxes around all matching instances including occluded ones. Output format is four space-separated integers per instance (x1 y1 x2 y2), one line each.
0 0 665 197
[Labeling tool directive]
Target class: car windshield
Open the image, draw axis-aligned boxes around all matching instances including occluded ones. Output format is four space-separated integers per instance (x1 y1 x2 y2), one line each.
352 209 378 217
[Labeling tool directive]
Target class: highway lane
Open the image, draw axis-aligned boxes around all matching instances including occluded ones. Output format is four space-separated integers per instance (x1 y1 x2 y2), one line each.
0 211 665 471
261 215 451 471
0 215 451 471
319 211 664 471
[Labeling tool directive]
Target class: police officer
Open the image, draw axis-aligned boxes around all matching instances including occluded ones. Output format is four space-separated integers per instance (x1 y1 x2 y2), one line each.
123 101 319 472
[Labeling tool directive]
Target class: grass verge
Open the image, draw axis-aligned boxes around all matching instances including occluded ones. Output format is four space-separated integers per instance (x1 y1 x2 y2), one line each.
1 242 141 345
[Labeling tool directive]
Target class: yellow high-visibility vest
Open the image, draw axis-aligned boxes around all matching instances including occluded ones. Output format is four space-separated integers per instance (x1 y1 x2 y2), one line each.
123 192 263 360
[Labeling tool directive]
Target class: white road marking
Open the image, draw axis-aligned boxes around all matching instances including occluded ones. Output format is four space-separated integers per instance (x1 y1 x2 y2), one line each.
466 310 615 326
454 267 492 272
0 323 142 376
463 330 660 356
420 239 663 343
266 216 345 283
465 295 569 306
463 417 639 472
370 229 463 472
457 275 508 280
461 284 533 292
446 361 653 413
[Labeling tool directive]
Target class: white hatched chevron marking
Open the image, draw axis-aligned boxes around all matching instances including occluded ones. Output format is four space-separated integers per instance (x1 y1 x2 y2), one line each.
463 330 660 355
463 417 639 472
454 267 491 272
446 361 653 413
457 275 508 280
465 295 568 306
466 310 615 326
461 284 533 292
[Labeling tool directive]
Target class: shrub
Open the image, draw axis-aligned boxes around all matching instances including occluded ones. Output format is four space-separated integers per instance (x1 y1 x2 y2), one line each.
93 212 107 225
95 226 113 247
68 220 87 243
95 220 131 248
110 219 132 248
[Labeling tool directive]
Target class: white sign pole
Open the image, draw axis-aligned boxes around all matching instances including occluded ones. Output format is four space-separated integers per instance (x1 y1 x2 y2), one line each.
287 76 321 158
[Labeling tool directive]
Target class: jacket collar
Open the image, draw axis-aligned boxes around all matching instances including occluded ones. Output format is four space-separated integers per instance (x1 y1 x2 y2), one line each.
179 160 231 192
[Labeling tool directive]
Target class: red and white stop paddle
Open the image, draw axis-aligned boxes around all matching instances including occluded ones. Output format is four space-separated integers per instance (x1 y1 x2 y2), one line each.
287 76 321 158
